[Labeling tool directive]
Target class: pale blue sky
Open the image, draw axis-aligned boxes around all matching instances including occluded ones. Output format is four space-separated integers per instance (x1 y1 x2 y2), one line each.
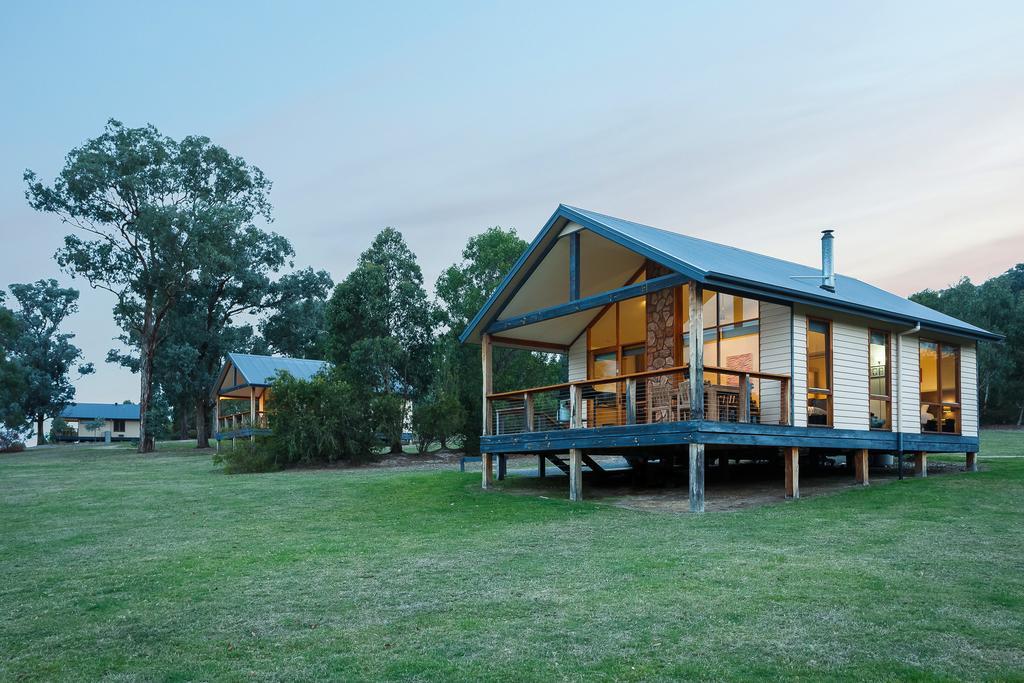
2 1 1022 404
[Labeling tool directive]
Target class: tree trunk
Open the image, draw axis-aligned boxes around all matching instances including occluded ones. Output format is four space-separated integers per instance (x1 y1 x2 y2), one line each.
195 397 211 449
36 415 45 446
177 405 189 441
138 343 157 453
390 439 403 454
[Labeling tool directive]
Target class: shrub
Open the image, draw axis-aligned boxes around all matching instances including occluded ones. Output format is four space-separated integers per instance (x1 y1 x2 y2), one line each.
49 417 75 441
0 427 26 453
412 389 465 453
261 367 379 467
212 437 281 474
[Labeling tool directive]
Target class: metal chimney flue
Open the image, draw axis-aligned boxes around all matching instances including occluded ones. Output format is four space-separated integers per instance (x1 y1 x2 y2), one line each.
820 229 836 292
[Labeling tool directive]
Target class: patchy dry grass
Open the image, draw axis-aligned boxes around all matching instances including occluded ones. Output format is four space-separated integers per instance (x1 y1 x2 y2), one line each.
1 433 1023 680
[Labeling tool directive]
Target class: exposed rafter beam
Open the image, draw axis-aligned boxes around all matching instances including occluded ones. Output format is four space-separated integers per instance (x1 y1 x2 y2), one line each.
568 231 580 301
486 272 688 335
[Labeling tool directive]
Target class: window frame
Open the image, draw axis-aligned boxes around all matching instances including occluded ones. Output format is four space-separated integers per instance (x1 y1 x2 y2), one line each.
868 329 892 431
919 339 961 435
113 419 126 433
677 287 760 372
805 316 833 428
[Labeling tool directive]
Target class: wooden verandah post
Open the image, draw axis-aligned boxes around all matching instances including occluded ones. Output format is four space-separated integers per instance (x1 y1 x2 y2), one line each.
688 281 705 513
481 334 494 489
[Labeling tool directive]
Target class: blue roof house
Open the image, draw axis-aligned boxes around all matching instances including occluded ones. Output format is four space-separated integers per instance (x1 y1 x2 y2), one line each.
58 402 141 442
462 205 999 508
211 352 329 441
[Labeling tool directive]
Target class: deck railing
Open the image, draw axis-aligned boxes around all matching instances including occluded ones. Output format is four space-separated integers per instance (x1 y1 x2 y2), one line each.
217 410 270 434
486 365 790 436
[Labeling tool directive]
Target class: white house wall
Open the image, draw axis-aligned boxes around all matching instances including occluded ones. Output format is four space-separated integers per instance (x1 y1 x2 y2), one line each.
791 310 807 427
961 342 979 437
568 334 587 382
831 318 870 431
77 419 140 439
896 333 921 435
758 302 791 425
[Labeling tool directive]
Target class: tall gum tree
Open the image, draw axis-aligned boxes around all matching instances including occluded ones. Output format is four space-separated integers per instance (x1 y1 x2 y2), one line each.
25 120 273 452
8 279 94 444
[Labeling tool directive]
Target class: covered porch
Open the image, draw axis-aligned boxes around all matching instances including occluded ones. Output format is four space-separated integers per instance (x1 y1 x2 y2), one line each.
462 207 978 509
212 352 329 442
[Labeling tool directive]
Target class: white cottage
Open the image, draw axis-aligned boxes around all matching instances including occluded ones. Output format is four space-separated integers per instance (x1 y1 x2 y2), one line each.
461 205 1000 508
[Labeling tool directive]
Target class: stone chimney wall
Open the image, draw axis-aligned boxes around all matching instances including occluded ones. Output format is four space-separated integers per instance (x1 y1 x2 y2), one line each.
645 260 677 372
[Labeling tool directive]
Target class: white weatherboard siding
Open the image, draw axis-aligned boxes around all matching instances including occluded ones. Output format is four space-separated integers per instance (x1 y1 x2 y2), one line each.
758 302 791 424
831 319 869 431
792 311 807 427
961 342 979 437
896 333 921 435
77 419 140 438
568 334 586 382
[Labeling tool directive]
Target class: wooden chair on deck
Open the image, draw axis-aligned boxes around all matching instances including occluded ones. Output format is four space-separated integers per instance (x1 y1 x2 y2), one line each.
646 379 691 423
646 377 673 423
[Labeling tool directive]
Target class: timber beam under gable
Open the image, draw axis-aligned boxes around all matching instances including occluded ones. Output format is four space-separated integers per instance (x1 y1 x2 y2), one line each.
485 271 688 335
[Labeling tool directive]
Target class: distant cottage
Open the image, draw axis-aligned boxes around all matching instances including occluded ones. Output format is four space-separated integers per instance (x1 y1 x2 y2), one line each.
212 352 329 442
57 403 141 442
461 205 1001 508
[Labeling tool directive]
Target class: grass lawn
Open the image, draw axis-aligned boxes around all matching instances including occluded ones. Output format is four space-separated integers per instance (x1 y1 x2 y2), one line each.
2 435 1023 680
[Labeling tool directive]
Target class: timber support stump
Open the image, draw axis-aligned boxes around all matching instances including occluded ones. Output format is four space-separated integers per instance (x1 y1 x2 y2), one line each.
853 449 869 486
689 443 705 512
966 452 978 472
784 446 799 499
915 452 928 478
481 453 494 489
569 448 583 501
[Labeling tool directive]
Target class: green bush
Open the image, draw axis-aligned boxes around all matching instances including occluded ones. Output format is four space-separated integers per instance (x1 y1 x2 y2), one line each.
49 417 75 441
412 389 465 453
0 427 25 453
212 437 281 474
264 368 380 466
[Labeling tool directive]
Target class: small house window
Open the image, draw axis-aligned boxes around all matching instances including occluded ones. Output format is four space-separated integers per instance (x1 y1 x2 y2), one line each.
806 318 831 426
920 341 960 433
868 330 891 430
113 419 126 432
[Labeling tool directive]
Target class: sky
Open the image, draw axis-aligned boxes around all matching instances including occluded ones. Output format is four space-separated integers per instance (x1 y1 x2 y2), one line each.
1 0 1022 406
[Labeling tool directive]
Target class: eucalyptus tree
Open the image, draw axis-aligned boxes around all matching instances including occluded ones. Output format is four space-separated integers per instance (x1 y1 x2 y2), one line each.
433 227 564 454
0 293 28 430
7 280 93 443
326 228 434 453
25 120 273 452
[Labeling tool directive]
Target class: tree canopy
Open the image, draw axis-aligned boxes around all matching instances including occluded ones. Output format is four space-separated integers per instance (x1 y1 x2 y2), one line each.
325 228 434 452
26 119 275 451
911 265 1024 425
6 280 93 443
0 293 28 431
428 227 564 454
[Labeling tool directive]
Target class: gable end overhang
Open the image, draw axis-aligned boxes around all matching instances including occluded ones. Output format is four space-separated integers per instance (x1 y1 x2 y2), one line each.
459 204 707 344
459 204 1003 345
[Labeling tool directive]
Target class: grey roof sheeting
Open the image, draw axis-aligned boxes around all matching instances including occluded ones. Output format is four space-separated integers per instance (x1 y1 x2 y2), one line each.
61 403 141 420
228 353 330 386
461 204 1000 343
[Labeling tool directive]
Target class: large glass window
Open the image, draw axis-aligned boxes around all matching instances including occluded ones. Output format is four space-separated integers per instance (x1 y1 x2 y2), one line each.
587 283 648 426
806 318 831 426
869 330 890 430
679 286 760 382
920 340 960 433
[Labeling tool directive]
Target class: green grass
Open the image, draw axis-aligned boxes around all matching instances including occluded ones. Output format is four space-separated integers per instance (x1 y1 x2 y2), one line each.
2 435 1023 681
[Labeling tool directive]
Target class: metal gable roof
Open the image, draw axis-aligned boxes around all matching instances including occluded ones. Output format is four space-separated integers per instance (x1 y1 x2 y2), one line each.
61 403 140 420
461 204 1000 343
227 353 330 386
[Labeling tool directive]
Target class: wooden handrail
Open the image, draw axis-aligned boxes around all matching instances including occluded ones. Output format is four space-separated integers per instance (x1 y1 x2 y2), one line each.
487 364 790 400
